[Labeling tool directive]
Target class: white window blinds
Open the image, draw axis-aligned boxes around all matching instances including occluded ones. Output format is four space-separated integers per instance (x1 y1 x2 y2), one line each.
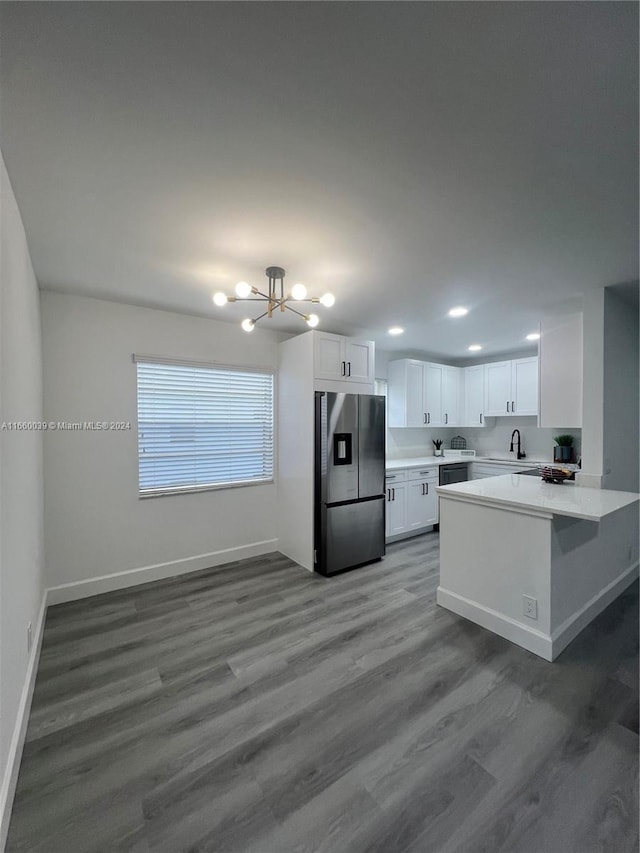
136 358 274 496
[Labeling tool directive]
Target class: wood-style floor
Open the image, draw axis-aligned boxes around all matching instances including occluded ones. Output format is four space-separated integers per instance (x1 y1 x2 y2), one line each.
7 534 639 852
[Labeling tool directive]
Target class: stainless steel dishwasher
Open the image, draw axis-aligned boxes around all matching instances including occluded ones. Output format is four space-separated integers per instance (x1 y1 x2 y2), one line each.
439 462 469 485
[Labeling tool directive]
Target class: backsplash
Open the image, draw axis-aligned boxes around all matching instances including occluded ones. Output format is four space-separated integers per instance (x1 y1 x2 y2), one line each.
387 428 458 459
388 419 582 462
468 418 581 461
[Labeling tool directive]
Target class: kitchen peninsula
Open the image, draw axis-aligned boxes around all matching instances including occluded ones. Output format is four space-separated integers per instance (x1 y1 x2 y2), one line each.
436 475 639 661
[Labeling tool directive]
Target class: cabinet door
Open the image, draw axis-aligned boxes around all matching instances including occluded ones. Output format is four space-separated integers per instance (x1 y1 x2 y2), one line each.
314 332 346 381
386 483 407 536
511 357 538 416
442 367 460 426
406 480 438 530
424 363 444 425
344 339 374 383
406 361 426 427
422 479 438 526
464 365 485 427
484 361 511 416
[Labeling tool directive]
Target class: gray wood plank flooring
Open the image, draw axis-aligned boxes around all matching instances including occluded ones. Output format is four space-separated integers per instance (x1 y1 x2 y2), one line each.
6 535 639 852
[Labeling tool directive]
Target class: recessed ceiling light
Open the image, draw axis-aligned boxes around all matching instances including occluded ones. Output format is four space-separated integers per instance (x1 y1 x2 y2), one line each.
526 332 541 341
388 326 404 335
448 306 468 318
468 344 482 352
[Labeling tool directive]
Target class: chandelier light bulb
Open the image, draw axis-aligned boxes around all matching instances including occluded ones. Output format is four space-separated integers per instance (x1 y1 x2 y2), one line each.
526 332 541 341
468 344 482 352
235 281 252 299
291 283 307 301
241 318 255 332
320 292 335 307
212 292 228 306
448 306 469 318
306 313 320 328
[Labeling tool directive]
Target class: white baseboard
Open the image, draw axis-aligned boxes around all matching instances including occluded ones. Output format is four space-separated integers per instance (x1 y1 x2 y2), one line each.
0 590 47 852
437 587 554 661
438 560 640 663
47 539 279 605
551 561 639 658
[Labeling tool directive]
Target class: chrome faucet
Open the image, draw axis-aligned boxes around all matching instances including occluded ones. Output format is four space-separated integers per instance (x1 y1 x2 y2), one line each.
510 429 526 459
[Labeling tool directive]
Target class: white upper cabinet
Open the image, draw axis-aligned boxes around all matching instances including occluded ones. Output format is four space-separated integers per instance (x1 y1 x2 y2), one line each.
389 359 424 427
405 360 426 427
484 357 539 417
511 357 538 416
539 314 582 428
389 359 454 427
390 355 538 427
344 338 375 383
442 366 460 426
424 363 445 426
463 364 486 427
484 360 512 416
313 332 374 385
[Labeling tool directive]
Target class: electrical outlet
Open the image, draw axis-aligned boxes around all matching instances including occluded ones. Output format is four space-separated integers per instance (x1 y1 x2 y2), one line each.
27 622 33 653
523 595 538 620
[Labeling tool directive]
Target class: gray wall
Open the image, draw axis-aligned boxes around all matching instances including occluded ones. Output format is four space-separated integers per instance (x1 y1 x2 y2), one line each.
0 154 45 844
602 284 639 492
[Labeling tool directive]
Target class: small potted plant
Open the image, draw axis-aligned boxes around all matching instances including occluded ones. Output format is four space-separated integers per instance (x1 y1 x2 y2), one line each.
433 439 444 457
553 434 574 463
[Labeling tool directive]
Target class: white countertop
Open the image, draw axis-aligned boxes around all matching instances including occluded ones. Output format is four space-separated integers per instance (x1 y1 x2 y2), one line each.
386 455 553 471
437 474 639 522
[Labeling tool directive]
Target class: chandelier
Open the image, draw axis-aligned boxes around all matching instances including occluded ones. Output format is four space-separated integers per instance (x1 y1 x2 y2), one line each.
212 266 335 332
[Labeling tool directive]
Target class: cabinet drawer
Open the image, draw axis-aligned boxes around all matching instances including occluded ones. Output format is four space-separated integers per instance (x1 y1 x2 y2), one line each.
405 467 438 482
385 470 406 483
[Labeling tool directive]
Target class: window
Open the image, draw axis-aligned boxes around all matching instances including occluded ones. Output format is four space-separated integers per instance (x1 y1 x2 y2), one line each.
135 357 274 496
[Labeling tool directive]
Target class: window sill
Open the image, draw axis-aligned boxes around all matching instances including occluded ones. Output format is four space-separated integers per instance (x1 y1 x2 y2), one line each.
138 478 274 499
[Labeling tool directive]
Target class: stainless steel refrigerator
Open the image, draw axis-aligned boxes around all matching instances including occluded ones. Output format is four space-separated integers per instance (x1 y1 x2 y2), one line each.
314 391 386 576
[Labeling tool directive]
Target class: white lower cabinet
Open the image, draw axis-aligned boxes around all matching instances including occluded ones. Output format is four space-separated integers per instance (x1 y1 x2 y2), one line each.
386 481 407 536
386 468 438 541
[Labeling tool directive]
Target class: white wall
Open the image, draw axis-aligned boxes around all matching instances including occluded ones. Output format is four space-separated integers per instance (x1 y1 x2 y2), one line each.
579 284 639 492
579 289 605 485
41 292 288 596
0 155 45 846
602 285 639 493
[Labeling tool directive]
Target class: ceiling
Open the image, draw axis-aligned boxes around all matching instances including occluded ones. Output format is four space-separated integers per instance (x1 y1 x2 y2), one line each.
1 2 638 359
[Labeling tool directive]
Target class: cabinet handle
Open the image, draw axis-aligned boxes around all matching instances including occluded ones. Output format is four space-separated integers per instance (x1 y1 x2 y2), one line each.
348 362 352 377
341 361 346 376
387 489 390 501
392 487 395 501
423 413 427 424
506 401 510 413
445 413 448 424
480 413 483 424
421 483 424 495
427 413 430 424
425 482 429 494
512 400 515 412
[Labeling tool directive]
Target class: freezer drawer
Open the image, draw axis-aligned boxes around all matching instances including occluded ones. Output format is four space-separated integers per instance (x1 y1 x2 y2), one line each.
317 497 385 576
